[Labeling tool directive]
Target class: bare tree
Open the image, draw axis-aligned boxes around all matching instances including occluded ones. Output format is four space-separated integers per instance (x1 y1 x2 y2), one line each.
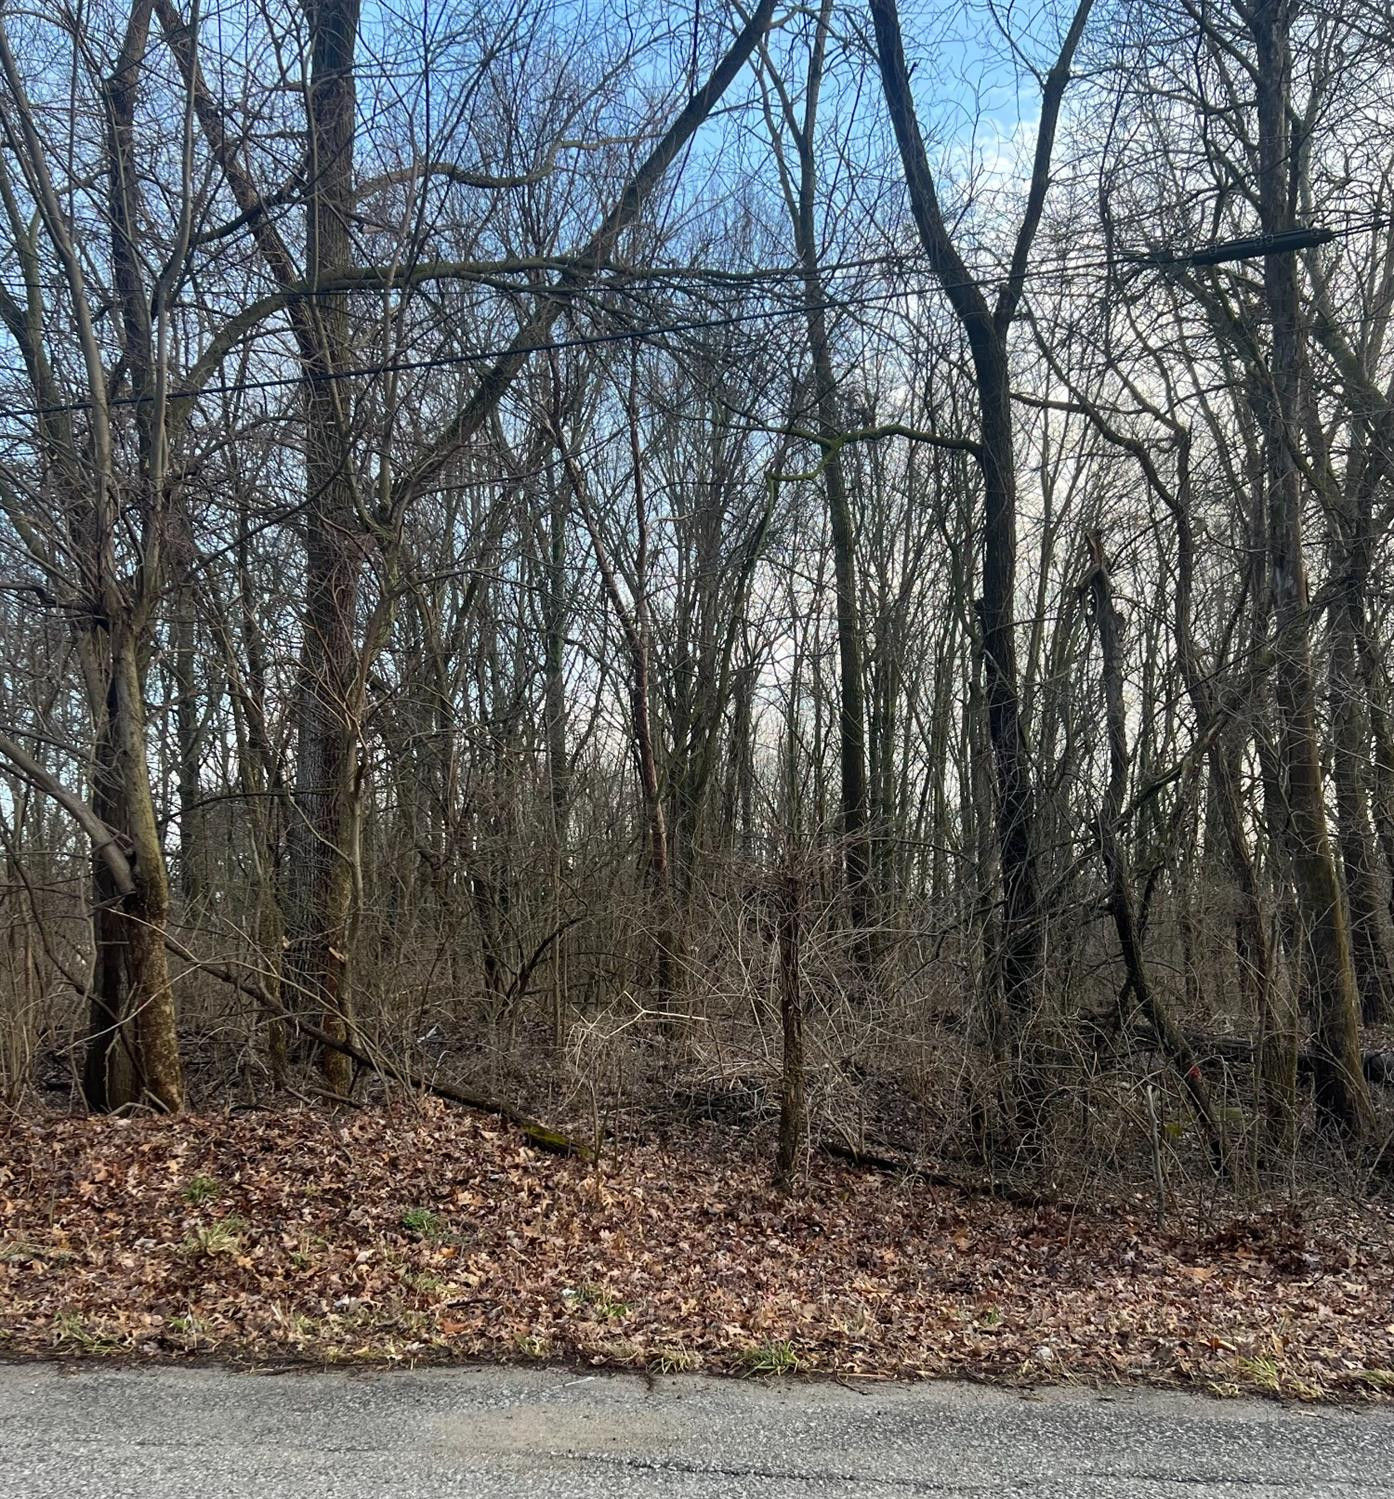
869 0 1094 1147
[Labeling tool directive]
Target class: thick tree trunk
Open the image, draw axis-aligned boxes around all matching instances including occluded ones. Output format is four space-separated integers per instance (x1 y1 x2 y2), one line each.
285 0 362 1095
112 638 184 1111
83 635 185 1113
973 355 1045 1137
84 702 136 1111
1250 0 1370 1137
869 0 1091 1149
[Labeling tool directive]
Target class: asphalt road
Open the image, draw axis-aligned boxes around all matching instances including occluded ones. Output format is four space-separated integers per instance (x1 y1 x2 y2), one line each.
2 1360 1392 1498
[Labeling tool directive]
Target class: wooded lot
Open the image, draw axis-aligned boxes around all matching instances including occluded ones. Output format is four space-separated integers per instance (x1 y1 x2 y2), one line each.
1 0 1393 1378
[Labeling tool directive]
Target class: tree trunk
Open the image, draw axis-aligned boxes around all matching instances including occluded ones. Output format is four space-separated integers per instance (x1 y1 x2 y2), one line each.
83 634 185 1113
1330 581 1394 1024
172 591 205 910
83 698 136 1111
284 0 362 1095
1249 0 1370 1138
1085 532 1222 1158
774 866 806 1189
870 0 1096 1146
775 0 874 976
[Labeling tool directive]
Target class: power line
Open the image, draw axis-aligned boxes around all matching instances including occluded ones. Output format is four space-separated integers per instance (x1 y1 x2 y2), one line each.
0 265 1048 424
0 214 1385 425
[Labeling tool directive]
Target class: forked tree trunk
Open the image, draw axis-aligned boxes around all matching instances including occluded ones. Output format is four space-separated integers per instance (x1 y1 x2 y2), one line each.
73 0 183 1114
870 0 1093 1150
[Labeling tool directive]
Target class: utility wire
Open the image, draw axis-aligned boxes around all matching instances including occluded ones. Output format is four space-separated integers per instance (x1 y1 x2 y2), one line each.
0 214 1386 425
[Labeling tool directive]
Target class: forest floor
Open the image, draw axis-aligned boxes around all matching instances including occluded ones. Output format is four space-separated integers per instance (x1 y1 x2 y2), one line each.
0 1101 1391 1402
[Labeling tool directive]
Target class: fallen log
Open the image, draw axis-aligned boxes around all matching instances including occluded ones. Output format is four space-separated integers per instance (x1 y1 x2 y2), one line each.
162 936 589 1157
816 1138 1061 1208
290 1013 590 1159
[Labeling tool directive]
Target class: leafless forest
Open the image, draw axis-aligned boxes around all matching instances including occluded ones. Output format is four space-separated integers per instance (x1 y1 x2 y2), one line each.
2 0 1393 1192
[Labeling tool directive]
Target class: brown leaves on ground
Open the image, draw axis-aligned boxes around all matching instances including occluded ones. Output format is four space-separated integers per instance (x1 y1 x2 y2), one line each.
1 1102 1391 1400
